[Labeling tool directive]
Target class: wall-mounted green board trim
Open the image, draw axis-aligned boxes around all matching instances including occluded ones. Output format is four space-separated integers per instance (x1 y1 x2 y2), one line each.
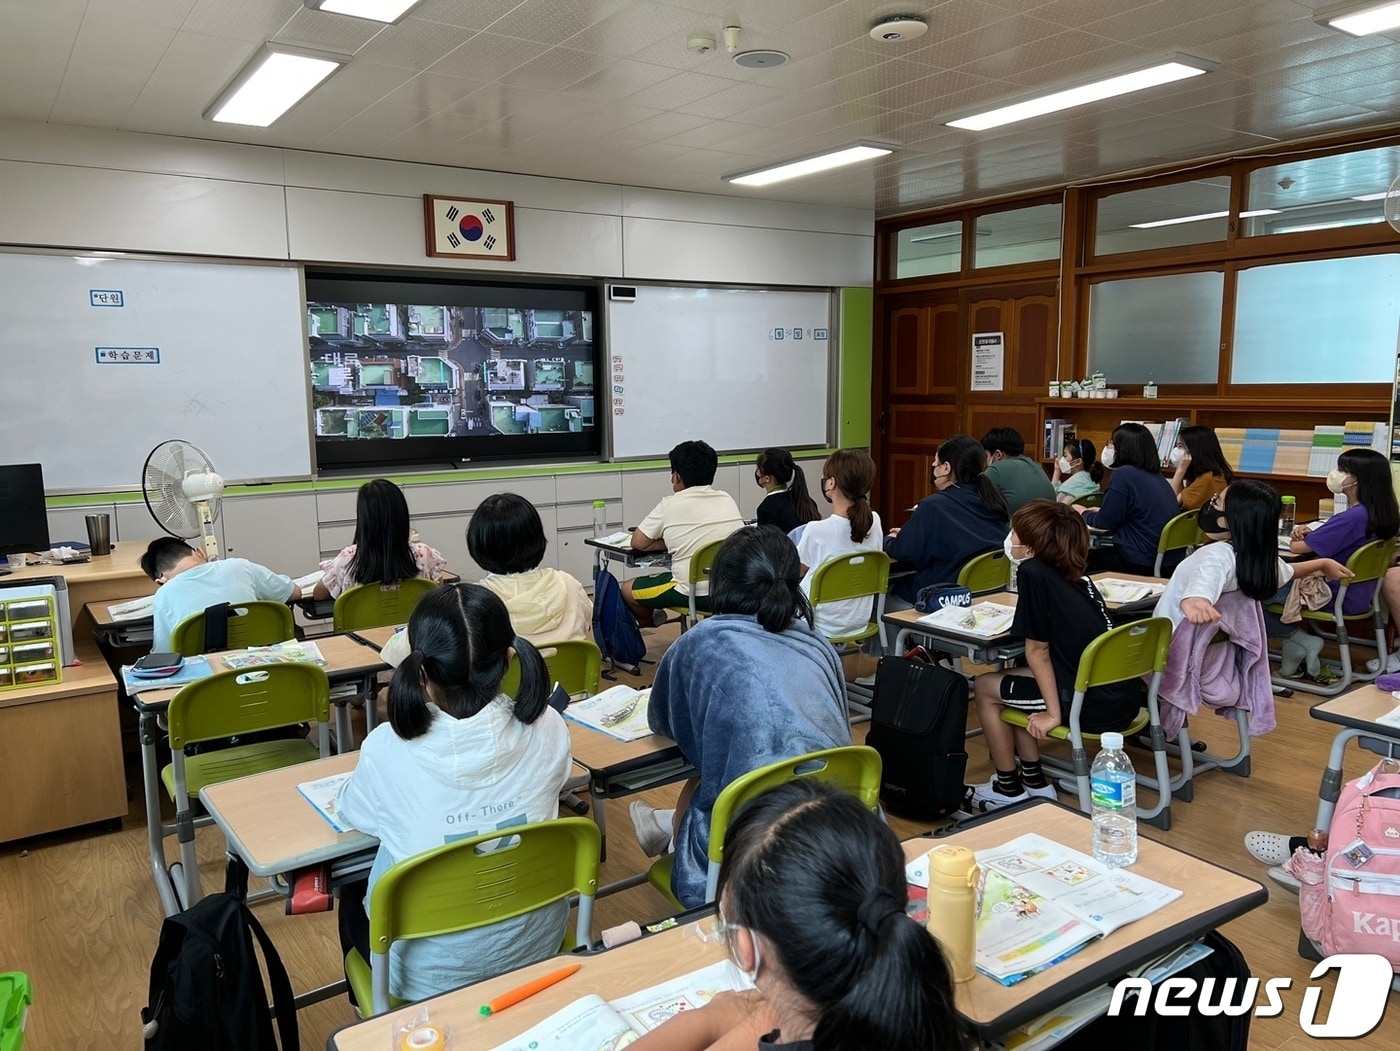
839 287 873 448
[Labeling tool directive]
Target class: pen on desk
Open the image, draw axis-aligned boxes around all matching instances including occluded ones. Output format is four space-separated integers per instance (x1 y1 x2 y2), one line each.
480 963 581 1016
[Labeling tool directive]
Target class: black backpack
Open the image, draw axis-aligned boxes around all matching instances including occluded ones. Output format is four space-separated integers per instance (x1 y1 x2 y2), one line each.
865 653 969 820
141 865 299 1051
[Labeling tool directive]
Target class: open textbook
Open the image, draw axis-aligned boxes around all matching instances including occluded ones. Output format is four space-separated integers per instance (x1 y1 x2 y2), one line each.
564 685 653 742
1092 578 1165 605
219 640 328 670
106 595 155 621
296 771 355 834
488 960 752 1050
917 601 1017 638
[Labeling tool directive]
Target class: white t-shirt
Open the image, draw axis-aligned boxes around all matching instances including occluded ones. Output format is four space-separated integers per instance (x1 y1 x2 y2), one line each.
636 485 743 595
796 510 884 639
1153 541 1293 629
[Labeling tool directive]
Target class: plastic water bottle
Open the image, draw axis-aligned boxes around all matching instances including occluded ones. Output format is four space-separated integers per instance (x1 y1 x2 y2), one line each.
592 499 607 539
925 845 980 983
1091 732 1138 867
1279 495 1295 537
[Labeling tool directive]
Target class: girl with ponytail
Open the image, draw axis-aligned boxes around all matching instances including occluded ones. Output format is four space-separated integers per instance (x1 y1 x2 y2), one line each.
630 527 852 908
335 583 573 1003
755 448 822 535
632 780 963 1051
795 449 884 639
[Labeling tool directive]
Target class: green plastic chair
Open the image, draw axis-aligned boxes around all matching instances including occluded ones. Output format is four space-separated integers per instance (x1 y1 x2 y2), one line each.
170 601 295 656
0 972 31 1051
1266 537 1396 697
333 578 438 633
1073 493 1102 508
161 663 331 908
1000 617 1176 829
808 550 892 650
664 538 728 631
345 817 600 1016
957 549 1012 594
500 639 603 698
1153 510 1203 577
647 745 882 909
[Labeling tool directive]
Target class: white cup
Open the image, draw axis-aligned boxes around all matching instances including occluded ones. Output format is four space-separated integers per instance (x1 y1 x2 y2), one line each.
7 553 26 568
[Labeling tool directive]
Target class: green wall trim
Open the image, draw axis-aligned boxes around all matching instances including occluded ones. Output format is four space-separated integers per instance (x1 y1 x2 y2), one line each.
839 287 873 448
45 450 840 508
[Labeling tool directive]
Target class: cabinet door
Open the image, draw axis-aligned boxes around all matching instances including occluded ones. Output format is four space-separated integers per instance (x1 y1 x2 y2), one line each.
1012 294 1056 395
928 302 961 395
886 453 935 527
887 307 929 395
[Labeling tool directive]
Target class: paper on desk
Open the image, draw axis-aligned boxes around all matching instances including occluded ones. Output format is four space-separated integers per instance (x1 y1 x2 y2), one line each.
107 595 155 621
220 640 328 669
292 570 324 590
595 531 632 547
1374 702 1400 730
1094 578 1165 604
917 602 1017 638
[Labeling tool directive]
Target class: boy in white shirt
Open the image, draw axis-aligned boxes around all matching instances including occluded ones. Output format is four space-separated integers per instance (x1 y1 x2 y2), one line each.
796 449 883 639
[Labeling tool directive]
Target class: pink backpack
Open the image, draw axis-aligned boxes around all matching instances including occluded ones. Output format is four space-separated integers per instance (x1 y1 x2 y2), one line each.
1301 758 1400 965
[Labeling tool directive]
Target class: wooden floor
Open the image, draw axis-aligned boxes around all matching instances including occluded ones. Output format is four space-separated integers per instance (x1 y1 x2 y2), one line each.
3 625 1399 1047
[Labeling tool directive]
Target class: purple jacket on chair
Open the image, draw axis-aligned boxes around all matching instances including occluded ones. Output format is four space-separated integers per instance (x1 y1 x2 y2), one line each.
1159 588 1276 737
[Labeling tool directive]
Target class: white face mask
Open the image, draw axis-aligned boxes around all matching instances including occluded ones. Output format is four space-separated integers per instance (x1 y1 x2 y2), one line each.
1003 533 1026 565
1057 456 1074 474
1100 445 1116 468
1326 469 1349 495
1169 446 1186 467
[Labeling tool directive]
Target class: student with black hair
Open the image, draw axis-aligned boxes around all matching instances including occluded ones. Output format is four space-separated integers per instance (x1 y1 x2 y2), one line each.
314 478 447 600
754 448 821 535
884 433 1009 606
630 780 962 1051
624 439 744 623
629 526 851 907
1051 437 1103 505
1168 425 1235 511
467 492 592 647
1076 422 1180 574
982 426 1055 515
796 449 882 639
335 584 572 1002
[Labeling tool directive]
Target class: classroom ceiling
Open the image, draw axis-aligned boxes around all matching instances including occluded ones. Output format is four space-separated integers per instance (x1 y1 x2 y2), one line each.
4 0 1400 217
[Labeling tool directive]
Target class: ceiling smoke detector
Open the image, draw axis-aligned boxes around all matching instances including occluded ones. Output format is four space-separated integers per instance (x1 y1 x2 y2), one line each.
687 33 717 54
870 15 928 42
734 49 789 68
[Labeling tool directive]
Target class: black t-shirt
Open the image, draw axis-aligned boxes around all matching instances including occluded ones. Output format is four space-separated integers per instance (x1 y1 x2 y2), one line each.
1009 557 1143 733
759 1031 814 1051
757 491 802 534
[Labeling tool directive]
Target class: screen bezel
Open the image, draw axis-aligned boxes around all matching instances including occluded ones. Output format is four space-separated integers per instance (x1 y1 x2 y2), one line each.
0 463 51 556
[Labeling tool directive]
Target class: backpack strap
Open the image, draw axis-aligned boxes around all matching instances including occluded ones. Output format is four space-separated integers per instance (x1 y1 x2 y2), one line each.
243 907 300 1051
203 602 230 652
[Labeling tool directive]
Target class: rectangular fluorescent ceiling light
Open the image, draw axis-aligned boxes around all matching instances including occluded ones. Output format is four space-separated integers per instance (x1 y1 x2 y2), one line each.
205 44 347 126
1273 216 1386 234
1130 208 1278 229
724 143 895 187
304 0 423 22
1317 0 1400 36
946 53 1218 131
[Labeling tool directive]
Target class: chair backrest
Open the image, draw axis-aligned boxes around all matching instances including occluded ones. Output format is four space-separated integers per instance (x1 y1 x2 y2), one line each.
808 550 891 606
1156 510 1202 556
1074 493 1102 508
170 601 295 656
701 746 883 901
957 549 1011 594
1075 617 1172 692
166 663 331 750
366 817 599 1007
500 638 603 698
1345 537 1397 584
333 577 438 633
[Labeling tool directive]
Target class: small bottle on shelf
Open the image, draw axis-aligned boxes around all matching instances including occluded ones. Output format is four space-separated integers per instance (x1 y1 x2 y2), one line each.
1143 377 1158 399
1279 495 1296 536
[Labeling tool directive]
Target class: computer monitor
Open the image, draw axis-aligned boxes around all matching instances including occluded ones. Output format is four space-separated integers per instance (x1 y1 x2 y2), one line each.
0 463 50 557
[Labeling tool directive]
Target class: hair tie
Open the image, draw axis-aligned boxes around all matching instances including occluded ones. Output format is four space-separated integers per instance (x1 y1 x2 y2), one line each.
856 887 903 936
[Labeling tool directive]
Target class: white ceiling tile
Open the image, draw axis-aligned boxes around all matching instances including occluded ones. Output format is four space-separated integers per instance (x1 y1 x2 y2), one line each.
487 0 628 46
409 0 528 31
82 0 199 29
274 8 387 53
560 58 676 103
181 0 297 40
497 46 612 91
428 31 549 81
561 1 700 57
350 15 473 69
69 17 176 71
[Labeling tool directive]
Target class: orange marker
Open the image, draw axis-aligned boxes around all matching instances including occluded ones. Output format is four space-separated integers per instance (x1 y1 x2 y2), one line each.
480 963 582 1016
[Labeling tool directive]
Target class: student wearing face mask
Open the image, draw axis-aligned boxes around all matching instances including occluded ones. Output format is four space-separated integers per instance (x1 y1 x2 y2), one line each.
1051 438 1104 505
982 427 1056 515
1168 425 1235 511
1076 423 1181 575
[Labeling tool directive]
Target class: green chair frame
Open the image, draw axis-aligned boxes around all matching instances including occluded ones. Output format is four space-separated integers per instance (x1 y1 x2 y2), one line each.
958 549 1012 595
665 538 728 631
1267 537 1396 697
162 663 331 909
0 971 31 1051
1153 510 1203 577
1073 493 1103 508
500 639 603 699
647 745 882 909
345 817 600 1016
332 577 438 634
170 600 295 656
1000 617 1178 829
808 550 892 650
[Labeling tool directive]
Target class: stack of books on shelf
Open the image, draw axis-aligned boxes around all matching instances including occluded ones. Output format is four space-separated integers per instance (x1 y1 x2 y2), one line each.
1215 422 1385 478
1043 418 1075 459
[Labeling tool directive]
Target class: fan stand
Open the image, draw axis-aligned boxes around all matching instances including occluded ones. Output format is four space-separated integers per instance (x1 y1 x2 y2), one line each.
197 500 220 559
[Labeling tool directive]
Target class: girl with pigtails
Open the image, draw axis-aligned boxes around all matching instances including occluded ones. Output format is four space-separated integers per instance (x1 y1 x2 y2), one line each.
335 583 572 1003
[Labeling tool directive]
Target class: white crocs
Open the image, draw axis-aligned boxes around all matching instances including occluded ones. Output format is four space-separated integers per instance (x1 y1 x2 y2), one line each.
1244 830 1293 866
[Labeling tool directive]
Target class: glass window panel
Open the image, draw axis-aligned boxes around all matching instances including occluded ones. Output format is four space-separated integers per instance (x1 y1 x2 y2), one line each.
1231 254 1400 384
1094 178 1230 256
1088 271 1223 384
896 220 961 278
1243 145 1400 237
974 202 1062 268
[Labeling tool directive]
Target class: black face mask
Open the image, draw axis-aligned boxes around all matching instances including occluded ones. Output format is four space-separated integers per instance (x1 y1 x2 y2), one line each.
1197 503 1227 536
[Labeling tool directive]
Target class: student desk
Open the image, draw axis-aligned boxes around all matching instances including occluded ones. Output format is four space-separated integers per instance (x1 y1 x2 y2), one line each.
325 800 1266 1051
1309 685 1400 829
84 597 153 647
584 536 671 575
348 624 401 650
133 634 388 916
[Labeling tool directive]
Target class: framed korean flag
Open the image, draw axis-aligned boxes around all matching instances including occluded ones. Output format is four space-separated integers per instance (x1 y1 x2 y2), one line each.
423 195 516 261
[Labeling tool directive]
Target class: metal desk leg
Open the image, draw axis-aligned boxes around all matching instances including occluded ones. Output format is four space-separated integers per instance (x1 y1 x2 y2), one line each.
591 773 609 863
140 710 182 917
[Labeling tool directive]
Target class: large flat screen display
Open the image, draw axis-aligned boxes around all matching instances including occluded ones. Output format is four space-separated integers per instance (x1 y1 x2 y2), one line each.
307 270 600 471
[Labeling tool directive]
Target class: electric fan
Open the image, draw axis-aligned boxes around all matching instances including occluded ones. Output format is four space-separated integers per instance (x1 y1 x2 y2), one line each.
142 440 226 559
1387 174 1400 234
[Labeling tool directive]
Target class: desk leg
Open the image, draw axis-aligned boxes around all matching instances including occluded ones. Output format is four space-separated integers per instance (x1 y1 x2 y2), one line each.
140 710 181 917
591 774 609 863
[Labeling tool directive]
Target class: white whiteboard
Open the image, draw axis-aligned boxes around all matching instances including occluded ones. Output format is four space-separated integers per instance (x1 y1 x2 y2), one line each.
0 253 312 491
605 285 831 459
